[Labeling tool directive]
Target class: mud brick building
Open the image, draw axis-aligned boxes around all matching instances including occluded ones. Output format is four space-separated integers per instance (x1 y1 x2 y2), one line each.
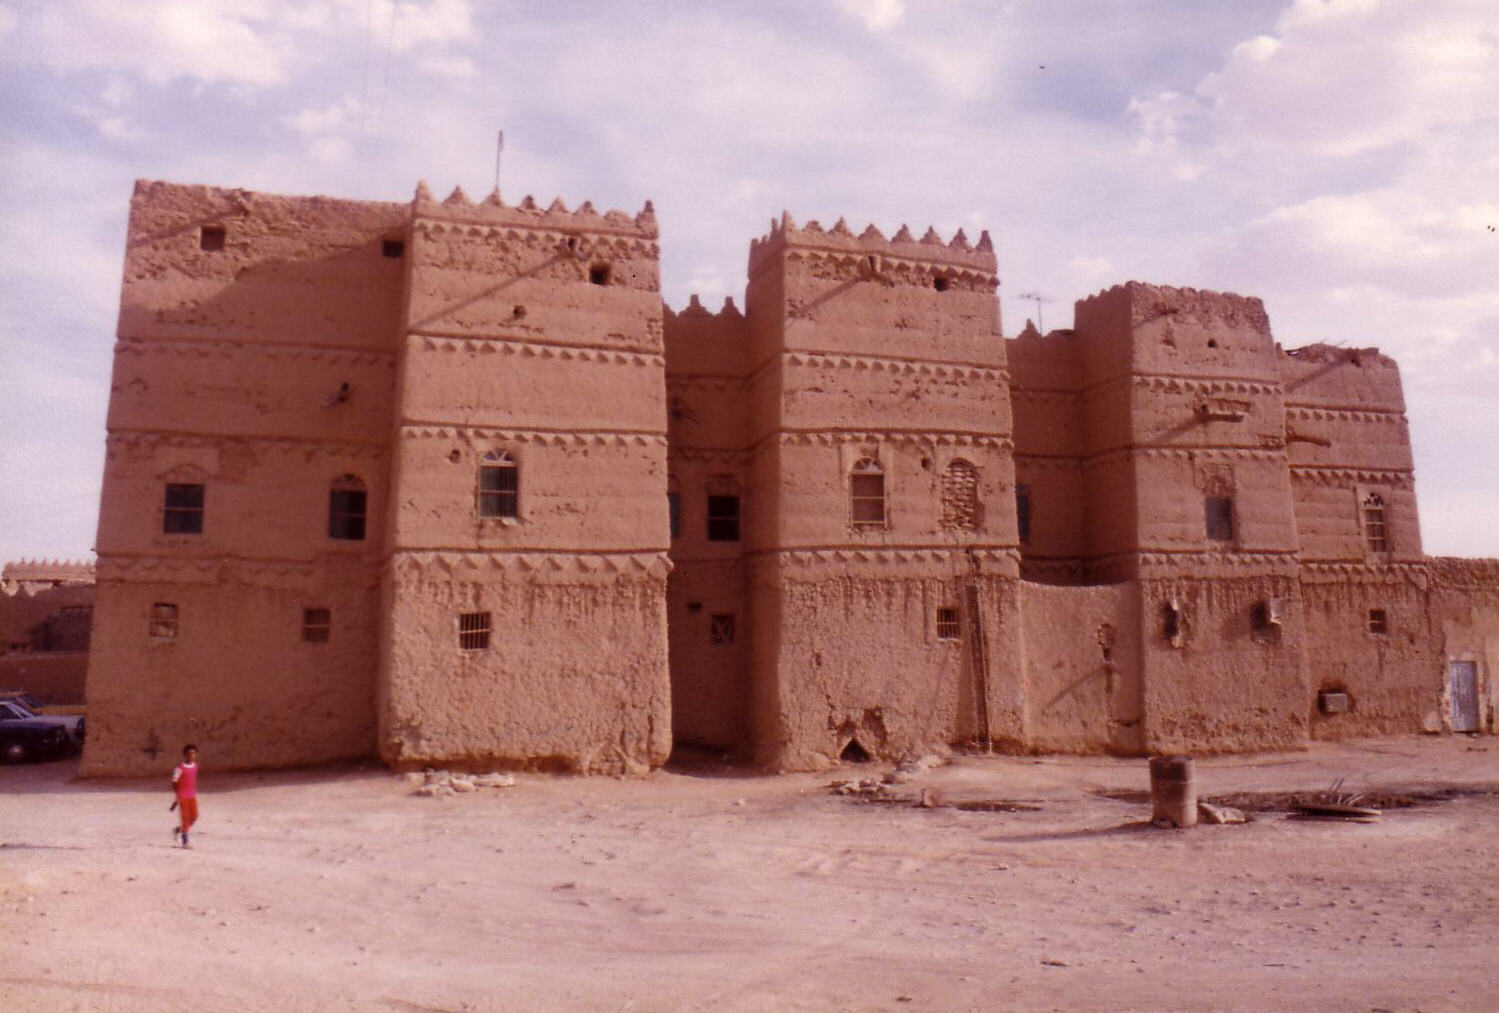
79 180 1499 775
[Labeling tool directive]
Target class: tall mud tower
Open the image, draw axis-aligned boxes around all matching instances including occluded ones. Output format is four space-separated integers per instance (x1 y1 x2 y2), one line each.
378 186 672 772
742 217 1022 768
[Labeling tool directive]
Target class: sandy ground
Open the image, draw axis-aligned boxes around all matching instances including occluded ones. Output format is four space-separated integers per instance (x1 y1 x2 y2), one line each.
2 736 1497 1012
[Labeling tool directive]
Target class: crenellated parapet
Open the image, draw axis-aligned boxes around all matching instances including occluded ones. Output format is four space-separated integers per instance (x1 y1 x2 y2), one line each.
411 181 658 258
748 211 997 291
2 559 97 592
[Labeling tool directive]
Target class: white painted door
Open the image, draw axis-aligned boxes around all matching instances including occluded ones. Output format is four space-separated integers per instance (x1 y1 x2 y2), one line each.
1448 660 1480 732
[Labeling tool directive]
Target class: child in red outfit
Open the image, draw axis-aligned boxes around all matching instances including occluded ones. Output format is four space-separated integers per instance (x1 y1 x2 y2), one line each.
171 744 199 848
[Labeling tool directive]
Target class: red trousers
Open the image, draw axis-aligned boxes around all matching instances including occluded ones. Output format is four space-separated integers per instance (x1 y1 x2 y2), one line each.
177 796 198 832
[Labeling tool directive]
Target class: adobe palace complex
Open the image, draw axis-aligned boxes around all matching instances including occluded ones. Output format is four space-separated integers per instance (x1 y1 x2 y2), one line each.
79 179 1499 775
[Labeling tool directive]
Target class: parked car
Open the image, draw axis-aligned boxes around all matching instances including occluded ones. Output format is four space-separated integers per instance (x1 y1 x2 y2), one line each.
0 715 75 762
1 689 87 718
0 697 85 746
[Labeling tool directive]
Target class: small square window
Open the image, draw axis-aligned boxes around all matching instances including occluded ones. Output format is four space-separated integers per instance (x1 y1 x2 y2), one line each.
589 263 611 286
199 225 226 252
303 607 331 643
458 611 491 651
328 476 367 541
163 483 205 535
710 614 736 645
707 495 740 542
382 239 405 259
936 607 960 640
149 603 179 639
1368 608 1388 635
479 452 519 519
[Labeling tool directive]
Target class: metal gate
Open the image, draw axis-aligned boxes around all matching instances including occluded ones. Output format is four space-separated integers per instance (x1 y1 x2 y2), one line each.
1448 660 1480 732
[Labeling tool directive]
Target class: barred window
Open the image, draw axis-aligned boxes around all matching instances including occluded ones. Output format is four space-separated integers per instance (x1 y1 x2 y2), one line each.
710 614 736 645
328 475 367 540
458 611 491 651
1015 485 1031 543
1368 608 1388 635
149 603 179 639
1363 493 1389 553
707 495 740 542
479 451 519 519
302 607 331 643
849 458 885 525
936 607 960 641
163 483 204 535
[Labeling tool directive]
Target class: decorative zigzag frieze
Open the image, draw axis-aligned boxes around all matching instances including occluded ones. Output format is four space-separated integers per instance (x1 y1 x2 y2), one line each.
776 248 997 294
769 430 1013 451
770 547 1020 570
1132 550 1301 573
114 338 393 366
400 425 667 447
1298 561 1431 586
413 333 664 367
95 554 378 589
666 376 748 392
1130 375 1283 397
412 219 659 262
388 549 672 579
1289 466 1414 488
670 446 751 464
1010 388 1079 404
1013 455 1083 471
106 430 387 458
783 351 1006 382
1284 406 1407 424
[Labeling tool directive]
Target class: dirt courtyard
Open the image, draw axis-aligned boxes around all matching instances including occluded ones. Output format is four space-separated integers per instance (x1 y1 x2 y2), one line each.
2 736 1497 1012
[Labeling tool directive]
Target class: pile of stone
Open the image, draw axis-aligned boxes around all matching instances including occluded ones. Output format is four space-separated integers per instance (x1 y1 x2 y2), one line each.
830 776 894 797
409 769 518 798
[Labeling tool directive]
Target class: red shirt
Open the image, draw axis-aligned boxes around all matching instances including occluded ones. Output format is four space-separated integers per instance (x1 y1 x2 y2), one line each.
172 761 198 799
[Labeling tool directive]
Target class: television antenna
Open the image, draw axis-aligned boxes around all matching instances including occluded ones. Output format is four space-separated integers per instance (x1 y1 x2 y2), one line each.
1017 291 1055 333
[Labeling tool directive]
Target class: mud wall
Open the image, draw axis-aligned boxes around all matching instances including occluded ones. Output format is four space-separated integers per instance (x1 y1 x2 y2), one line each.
377 189 671 771
378 561 670 772
1299 567 1436 739
81 562 380 775
84 181 403 775
1428 558 1499 733
0 653 89 705
1018 580 1142 753
1137 575 1308 753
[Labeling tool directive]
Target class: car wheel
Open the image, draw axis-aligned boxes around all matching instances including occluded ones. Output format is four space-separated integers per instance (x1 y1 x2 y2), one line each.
3 741 29 763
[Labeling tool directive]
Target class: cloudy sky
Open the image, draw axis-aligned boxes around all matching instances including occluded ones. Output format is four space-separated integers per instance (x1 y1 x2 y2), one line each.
0 0 1495 562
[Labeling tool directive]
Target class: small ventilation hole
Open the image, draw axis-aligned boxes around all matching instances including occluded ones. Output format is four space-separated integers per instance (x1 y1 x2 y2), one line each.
840 739 872 763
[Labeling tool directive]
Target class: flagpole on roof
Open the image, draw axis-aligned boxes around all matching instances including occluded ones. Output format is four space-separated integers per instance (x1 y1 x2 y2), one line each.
494 130 504 194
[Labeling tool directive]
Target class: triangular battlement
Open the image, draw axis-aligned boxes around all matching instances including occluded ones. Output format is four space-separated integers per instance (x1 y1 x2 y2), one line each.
749 210 996 279
412 183 658 238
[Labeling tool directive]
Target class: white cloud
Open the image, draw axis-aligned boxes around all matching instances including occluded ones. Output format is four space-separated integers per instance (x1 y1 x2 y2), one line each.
836 0 905 33
0 4 16 40
417 54 476 79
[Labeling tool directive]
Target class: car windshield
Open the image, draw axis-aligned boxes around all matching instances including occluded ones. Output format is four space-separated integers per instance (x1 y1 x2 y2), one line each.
0 699 39 720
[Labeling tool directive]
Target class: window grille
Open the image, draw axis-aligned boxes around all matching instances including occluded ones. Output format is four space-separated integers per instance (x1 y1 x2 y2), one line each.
707 495 740 541
1015 485 1031 542
1363 493 1389 553
478 451 519 518
1367 608 1388 635
936 607 960 640
850 458 885 525
710 614 736 645
1204 495 1235 542
302 608 331 643
163 483 205 535
328 475 367 540
149 603 179 639
458 611 492 651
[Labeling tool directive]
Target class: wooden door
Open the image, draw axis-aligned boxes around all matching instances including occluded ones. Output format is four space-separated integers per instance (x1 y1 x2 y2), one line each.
1448 660 1480 732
